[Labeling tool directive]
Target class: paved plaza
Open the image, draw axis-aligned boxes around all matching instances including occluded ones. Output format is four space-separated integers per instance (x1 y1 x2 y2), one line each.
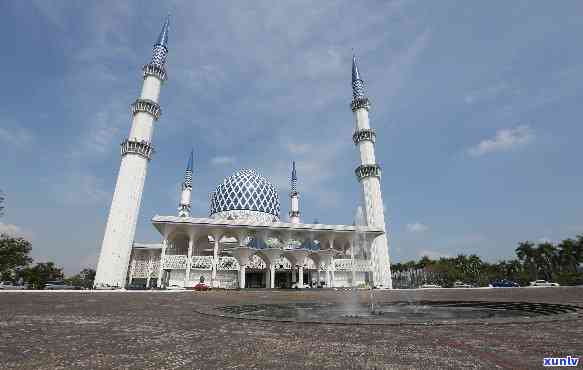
1 287 582 369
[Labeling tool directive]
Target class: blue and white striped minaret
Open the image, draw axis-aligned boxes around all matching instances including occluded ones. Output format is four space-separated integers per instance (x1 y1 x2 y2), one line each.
351 54 393 289
178 150 194 217
94 16 170 289
289 161 300 224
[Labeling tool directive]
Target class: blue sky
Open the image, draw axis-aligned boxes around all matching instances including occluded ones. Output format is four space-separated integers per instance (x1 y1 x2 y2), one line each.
2 1 583 274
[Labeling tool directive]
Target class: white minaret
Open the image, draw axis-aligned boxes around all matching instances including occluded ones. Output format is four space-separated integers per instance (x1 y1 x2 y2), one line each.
288 161 300 224
351 55 393 289
178 150 194 217
94 17 170 288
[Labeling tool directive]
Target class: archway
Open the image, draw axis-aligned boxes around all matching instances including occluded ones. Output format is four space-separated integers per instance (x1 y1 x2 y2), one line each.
272 255 294 289
245 253 267 288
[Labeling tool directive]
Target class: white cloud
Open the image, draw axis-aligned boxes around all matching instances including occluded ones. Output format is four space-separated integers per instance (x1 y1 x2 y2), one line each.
407 222 429 233
0 126 34 147
210 156 236 165
537 237 554 244
0 222 33 240
467 125 533 157
287 143 311 155
0 222 23 236
53 173 108 206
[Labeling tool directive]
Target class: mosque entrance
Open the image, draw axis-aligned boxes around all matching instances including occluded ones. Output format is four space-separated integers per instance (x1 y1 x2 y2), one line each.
245 271 266 288
275 271 292 289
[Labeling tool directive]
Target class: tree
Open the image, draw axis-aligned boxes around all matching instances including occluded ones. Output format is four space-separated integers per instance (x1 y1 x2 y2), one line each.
536 242 558 280
0 233 33 281
0 189 5 217
21 262 64 289
516 241 536 280
65 268 96 289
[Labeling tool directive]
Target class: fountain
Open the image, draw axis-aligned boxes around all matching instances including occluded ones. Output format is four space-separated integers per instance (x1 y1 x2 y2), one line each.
196 212 583 325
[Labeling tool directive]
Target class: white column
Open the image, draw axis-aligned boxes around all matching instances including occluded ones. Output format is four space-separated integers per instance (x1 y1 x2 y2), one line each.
157 238 167 288
184 236 194 287
146 252 153 288
128 259 136 285
239 265 246 289
298 266 304 288
350 239 356 288
211 234 221 288
270 264 275 289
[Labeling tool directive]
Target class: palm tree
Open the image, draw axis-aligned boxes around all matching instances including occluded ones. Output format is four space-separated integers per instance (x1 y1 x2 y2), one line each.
558 239 577 273
516 241 536 280
536 242 558 280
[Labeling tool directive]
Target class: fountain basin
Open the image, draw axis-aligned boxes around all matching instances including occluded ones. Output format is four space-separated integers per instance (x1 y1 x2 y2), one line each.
200 301 583 326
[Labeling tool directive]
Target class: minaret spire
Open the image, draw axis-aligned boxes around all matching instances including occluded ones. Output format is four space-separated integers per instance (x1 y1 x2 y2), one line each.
178 150 194 217
351 54 366 100
156 14 170 48
350 53 392 289
289 161 300 224
94 17 170 289
150 15 170 69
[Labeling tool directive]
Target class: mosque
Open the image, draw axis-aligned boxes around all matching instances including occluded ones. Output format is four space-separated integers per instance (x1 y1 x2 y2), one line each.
93 17 393 290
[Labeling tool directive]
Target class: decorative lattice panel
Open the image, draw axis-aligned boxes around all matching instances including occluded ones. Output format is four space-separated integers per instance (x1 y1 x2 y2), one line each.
162 255 188 269
273 257 293 270
247 254 267 270
133 260 150 278
217 257 240 270
191 256 213 270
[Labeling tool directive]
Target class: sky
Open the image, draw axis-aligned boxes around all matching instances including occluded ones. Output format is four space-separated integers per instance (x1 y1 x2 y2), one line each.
2 1 583 274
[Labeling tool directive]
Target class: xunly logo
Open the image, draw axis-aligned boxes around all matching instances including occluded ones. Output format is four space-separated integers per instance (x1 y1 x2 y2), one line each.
543 356 580 367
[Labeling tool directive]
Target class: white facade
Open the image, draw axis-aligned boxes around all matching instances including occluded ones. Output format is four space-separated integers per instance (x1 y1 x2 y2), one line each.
94 19 394 290
127 217 384 289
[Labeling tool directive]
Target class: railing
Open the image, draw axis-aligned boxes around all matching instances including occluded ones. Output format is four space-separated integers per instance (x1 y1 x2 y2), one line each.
334 259 372 271
158 255 366 271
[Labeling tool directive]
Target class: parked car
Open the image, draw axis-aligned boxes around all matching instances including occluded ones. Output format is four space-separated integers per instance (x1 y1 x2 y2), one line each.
291 283 311 289
453 281 473 288
0 281 26 290
44 281 80 290
127 283 148 290
529 280 560 287
420 283 442 288
490 279 520 288
166 284 186 290
194 282 210 291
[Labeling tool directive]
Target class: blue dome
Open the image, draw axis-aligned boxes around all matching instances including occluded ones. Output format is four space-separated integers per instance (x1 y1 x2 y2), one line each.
209 169 280 222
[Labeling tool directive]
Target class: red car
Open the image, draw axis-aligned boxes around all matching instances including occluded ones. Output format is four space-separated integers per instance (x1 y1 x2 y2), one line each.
194 282 210 291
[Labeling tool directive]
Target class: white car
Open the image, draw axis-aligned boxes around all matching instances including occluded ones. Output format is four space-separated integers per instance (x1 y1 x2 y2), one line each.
44 281 79 290
420 283 442 289
529 280 560 287
166 284 186 290
291 283 311 289
453 281 473 288
0 281 26 290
